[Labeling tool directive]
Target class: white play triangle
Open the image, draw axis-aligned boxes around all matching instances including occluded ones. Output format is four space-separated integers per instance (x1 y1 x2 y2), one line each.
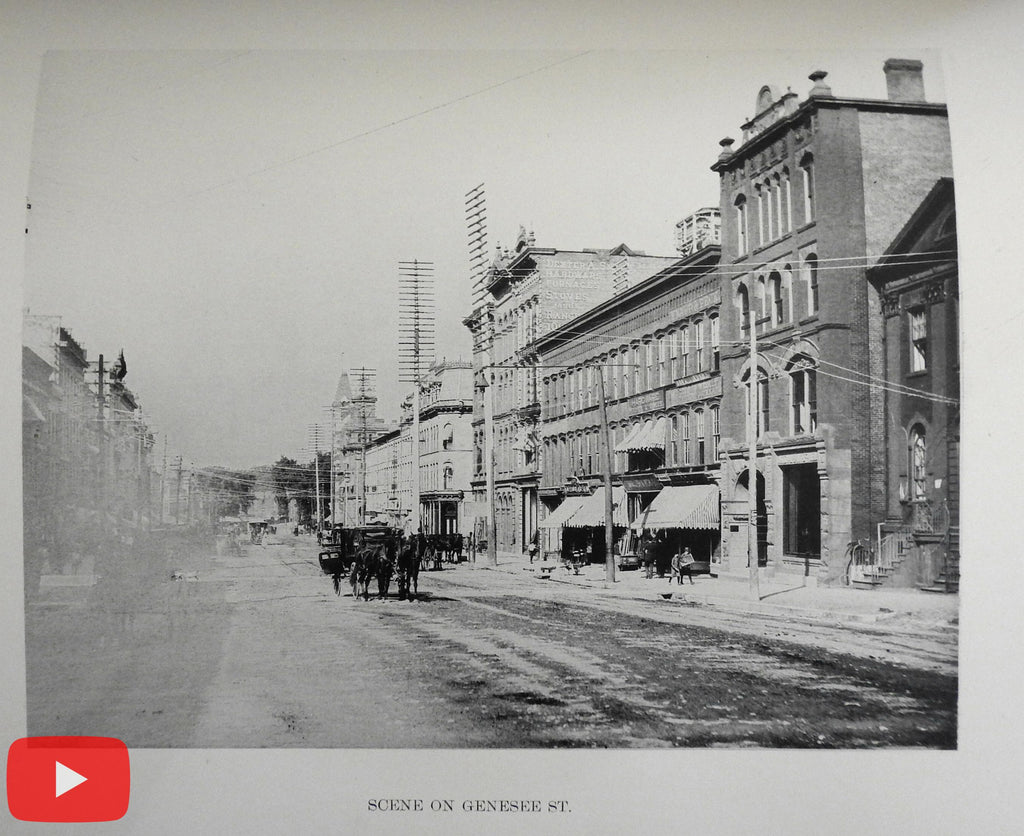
55 760 87 798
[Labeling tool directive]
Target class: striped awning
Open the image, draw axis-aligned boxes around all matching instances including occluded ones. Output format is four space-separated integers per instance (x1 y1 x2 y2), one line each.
631 485 720 531
633 416 667 451
564 486 629 528
537 495 589 529
613 423 645 453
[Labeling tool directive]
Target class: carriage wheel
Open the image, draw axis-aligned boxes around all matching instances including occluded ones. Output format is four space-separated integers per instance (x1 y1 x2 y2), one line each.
332 573 342 596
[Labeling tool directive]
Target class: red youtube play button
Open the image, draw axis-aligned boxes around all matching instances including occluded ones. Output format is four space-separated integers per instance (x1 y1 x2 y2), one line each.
7 736 130 822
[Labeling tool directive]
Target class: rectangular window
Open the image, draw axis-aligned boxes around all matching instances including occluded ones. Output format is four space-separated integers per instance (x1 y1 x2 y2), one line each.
784 176 793 232
668 331 678 380
710 316 720 372
737 202 747 254
657 336 668 387
783 464 821 557
696 411 705 464
633 346 641 394
711 407 720 461
695 321 704 371
759 377 770 435
680 326 689 377
645 341 655 390
681 413 691 465
622 350 630 397
910 309 927 372
766 183 775 241
670 416 678 464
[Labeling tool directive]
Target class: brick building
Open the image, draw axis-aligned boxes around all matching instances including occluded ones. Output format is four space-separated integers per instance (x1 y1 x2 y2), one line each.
711 59 953 585
463 227 676 553
534 241 723 568
866 177 959 589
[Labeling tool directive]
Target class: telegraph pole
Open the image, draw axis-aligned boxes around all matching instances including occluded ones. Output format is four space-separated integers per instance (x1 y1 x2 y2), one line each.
398 259 436 540
748 309 761 600
483 362 497 566
596 366 616 583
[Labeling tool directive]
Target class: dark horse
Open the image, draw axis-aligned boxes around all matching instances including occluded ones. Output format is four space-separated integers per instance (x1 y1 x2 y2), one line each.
395 535 420 600
349 537 398 600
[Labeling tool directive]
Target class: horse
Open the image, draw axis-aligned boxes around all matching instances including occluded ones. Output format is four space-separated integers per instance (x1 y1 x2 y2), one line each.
375 536 397 599
395 535 420 600
348 543 378 601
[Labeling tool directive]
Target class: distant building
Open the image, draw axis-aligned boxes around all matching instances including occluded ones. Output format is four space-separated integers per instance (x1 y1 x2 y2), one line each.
464 226 677 553
711 59 953 585
329 365 395 526
676 207 721 256
362 360 475 535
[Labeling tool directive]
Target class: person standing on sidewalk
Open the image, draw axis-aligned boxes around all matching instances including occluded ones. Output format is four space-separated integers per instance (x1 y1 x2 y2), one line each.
642 535 655 579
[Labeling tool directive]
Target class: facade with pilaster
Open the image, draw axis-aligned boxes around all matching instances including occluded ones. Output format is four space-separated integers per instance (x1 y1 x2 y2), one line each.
712 59 953 585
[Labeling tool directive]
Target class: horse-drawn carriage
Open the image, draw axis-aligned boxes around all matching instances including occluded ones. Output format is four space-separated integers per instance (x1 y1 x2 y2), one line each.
318 524 421 600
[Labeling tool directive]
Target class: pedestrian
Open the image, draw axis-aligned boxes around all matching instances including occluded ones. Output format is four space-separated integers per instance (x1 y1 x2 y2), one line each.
528 541 538 563
670 550 682 584
677 546 695 585
642 535 655 579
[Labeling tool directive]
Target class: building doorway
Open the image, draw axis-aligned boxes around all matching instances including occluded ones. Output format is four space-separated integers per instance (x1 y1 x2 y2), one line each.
735 470 768 567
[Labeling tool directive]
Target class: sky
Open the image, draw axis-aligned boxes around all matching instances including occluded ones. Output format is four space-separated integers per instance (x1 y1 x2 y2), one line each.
22 47 946 469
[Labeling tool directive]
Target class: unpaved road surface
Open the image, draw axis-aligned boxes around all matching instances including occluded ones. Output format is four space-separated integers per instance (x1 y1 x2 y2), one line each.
26 534 956 748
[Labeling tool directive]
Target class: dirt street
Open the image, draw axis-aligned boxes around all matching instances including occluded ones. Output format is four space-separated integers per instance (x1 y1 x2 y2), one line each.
25 534 956 748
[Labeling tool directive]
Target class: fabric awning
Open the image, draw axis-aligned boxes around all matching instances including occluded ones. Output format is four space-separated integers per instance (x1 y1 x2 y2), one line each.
564 486 629 528
537 495 588 529
613 423 645 453
633 416 666 451
631 485 720 531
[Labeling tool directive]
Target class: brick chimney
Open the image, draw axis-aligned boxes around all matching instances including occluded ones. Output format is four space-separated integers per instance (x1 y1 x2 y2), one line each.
883 58 925 103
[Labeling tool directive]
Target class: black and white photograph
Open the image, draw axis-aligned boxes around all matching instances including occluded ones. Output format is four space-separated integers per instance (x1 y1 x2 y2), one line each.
3 2 1023 833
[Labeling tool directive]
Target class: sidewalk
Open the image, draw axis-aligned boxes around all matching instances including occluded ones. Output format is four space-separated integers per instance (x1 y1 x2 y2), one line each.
471 550 959 628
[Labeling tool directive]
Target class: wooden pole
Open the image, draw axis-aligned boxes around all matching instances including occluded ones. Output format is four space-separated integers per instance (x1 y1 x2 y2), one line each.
597 367 616 583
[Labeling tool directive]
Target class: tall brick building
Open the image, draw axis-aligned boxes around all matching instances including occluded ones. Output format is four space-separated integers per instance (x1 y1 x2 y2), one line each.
464 227 676 553
711 59 953 585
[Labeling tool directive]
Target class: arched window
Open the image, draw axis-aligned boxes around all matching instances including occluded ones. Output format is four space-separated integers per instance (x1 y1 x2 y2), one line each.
632 345 642 394
806 253 819 314
800 153 815 223
789 357 818 435
769 272 784 327
910 426 927 500
442 463 454 490
743 368 770 436
764 179 775 242
442 423 453 450
679 324 690 376
781 167 792 233
694 320 705 371
735 194 748 254
670 415 679 464
738 285 750 333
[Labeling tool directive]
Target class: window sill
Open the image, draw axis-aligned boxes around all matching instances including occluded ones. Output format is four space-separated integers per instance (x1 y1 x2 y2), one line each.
906 370 929 380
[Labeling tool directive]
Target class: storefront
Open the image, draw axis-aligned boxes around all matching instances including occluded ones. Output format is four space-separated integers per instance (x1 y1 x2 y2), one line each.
631 484 720 575
561 486 628 564
537 494 588 560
